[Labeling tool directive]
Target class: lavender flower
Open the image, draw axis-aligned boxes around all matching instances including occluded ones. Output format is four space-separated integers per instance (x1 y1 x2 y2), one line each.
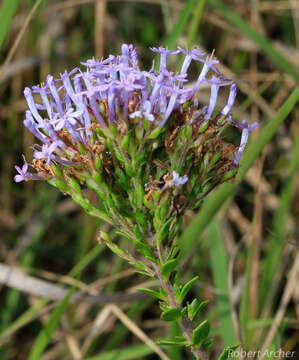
221 83 237 116
161 171 188 192
130 100 154 122
203 76 233 121
14 43 257 189
51 108 83 131
171 171 188 187
33 143 57 164
177 47 205 75
231 119 259 164
14 161 30 183
150 47 179 70
14 158 41 182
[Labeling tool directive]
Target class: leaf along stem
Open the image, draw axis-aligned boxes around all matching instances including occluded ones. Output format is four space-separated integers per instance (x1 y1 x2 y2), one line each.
152 262 209 360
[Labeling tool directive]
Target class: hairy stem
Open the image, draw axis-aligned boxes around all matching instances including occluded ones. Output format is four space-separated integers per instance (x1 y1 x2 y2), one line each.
152 263 209 360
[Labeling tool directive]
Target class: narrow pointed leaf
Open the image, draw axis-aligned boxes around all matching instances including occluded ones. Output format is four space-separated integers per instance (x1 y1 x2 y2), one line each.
178 276 199 304
192 320 210 346
217 345 240 360
136 288 166 301
161 308 182 322
158 338 188 346
161 259 178 280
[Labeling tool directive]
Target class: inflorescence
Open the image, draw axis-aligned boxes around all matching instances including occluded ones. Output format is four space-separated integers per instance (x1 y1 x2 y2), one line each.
14 44 258 228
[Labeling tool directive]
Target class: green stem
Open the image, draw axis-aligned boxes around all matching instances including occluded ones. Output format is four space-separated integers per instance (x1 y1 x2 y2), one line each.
152 263 209 360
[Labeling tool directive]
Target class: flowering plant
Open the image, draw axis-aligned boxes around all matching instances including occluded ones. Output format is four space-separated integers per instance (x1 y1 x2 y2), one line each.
15 44 258 359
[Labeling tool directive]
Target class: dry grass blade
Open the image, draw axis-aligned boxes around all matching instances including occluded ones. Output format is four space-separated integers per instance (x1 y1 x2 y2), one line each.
95 0 107 58
0 263 143 305
0 301 57 346
48 0 174 12
0 0 42 81
228 239 243 344
110 304 170 360
260 250 299 358
81 305 113 354
259 1 299 11
65 335 82 360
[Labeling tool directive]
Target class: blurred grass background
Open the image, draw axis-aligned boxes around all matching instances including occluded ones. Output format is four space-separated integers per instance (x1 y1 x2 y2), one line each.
0 0 299 359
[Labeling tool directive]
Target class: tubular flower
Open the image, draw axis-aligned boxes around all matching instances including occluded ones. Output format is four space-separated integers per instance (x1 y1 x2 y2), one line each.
14 44 257 224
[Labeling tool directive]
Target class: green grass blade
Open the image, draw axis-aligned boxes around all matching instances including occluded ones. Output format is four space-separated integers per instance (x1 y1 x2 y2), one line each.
239 240 253 348
154 0 197 70
0 190 59 332
187 0 206 47
207 219 236 347
260 136 299 303
86 343 155 360
179 85 299 257
0 0 20 50
69 243 104 278
28 287 75 360
0 241 106 344
165 0 197 49
207 0 299 82
0 299 49 344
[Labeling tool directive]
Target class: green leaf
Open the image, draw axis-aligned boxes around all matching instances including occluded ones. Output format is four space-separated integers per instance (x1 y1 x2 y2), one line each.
198 120 209 133
153 189 161 202
161 308 182 322
178 276 199 304
115 231 132 242
260 136 299 306
207 219 236 347
187 299 209 321
133 269 155 278
207 0 299 83
85 343 155 360
161 259 178 280
197 300 210 312
217 345 240 360
134 240 157 263
192 320 210 346
68 177 82 195
105 241 125 258
28 287 75 360
51 164 63 179
165 0 198 49
202 338 214 350
181 306 187 317
121 134 130 150
157 217 174 243
158 338 188 346
0 0 19 50
50 178 69 192
128 261 145 270
187 0 206 47
158 194 170 221
136 288 166 301
184 125 192 140
148 127 162 139
135 210 147 228
179 85 299 259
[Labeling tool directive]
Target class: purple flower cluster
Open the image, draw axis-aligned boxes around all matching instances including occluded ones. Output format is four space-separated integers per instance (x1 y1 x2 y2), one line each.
14 44 257 182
